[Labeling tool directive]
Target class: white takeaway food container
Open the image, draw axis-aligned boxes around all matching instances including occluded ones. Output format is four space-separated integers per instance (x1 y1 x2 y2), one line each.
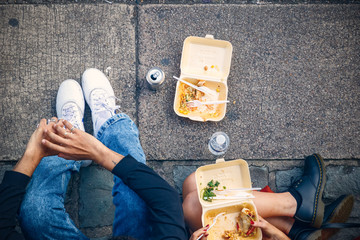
195 158 262 240
173 35 233 122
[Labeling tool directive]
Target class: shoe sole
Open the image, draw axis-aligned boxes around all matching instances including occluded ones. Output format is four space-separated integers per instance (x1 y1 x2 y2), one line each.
312 154 326 228
321 195 354 240
306 230 322 240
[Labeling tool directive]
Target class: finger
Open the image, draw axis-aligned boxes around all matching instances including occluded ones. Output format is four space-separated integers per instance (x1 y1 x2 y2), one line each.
45 129 69 145
35 119 47 133
56 120 65 129
251 219 267 229
42 139 66 153
192 226 209 239
62 120 77 134
38 118 47 128
53 123 72 138
48 117 58 125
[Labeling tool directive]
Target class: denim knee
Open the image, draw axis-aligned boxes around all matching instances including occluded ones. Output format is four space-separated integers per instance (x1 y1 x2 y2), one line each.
19 193 86 240
19 194 53 238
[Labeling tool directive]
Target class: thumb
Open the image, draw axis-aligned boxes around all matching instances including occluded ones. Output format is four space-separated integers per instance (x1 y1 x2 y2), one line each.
251 220 265 228
251 216 268 229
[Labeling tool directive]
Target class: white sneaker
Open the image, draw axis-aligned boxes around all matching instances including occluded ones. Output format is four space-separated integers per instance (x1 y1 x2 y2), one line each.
81 68 120 137
56 79 85 131
56 79 92 167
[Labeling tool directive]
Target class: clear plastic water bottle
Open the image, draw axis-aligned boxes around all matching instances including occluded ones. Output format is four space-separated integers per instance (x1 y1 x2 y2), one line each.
208 132 230 156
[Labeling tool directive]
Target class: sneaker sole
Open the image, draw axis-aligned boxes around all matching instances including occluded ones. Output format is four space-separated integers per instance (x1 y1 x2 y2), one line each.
321 195 354 240
312 154 326 228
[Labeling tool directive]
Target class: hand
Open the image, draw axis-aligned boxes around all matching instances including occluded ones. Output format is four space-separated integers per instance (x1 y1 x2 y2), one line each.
13 118 59 176
251 216 290 240
24 117 59 159
189 225 209 240
42 119 124 171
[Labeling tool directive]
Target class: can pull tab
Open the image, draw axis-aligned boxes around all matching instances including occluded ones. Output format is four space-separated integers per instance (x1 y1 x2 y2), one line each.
205 34 214 39
216 158 225 163
151 71 160 80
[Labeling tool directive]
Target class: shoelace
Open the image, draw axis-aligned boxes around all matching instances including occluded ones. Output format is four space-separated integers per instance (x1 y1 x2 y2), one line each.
91 91 120 114
62 103 83 129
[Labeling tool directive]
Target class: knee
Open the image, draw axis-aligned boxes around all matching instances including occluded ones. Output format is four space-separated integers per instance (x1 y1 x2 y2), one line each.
182 172 197 198
19 194 52 232
182 191 202 231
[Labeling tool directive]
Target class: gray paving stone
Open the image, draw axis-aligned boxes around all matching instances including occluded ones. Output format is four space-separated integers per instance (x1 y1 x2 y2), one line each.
332 229 360 240
173 165 197 193
137 4 360 160
81 226 112 239
275 167 303 192
0 163 15 180
324 166 360 217
2 0 135 3
79 165 115 228
1 0 357 4
65 173 81 227
0 4 136 161
249 165 268 188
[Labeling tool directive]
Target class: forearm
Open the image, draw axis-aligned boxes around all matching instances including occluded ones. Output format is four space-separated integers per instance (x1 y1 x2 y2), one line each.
13 151 42 177
112 155 188 240
93 146 124 172
0 171 30 240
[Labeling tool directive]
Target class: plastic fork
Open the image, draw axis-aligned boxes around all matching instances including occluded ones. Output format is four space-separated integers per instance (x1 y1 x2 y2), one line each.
186 100 229 108
214 188 262 194
196 212 225 240
173 76 217 96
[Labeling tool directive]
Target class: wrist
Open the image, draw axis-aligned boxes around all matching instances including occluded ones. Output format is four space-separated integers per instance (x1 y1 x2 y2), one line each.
13 150 43 177
95 146 124 171
24 148 44 162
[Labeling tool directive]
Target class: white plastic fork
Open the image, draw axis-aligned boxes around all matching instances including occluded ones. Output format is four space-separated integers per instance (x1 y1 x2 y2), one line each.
186 100 229 108
196 212 225 240
173 76 217 97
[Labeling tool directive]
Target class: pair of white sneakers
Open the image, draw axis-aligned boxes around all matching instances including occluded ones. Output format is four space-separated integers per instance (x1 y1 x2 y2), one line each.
56 68 120 166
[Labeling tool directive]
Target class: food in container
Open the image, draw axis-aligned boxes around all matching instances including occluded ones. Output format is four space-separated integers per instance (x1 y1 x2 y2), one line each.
195 159 262 240
178 80 222 117
175 77 227 121
174 35 232 122
204 204 258 239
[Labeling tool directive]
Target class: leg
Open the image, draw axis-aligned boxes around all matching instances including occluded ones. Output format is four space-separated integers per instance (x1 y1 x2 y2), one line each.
252 191 297 218
266 217 294 235
19 156 88 240
182 172 297 232
97 113 151 239
182 172 203 232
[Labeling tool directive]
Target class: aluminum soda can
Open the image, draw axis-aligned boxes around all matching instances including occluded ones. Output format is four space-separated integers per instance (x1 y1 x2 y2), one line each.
146 67 165 90
208 132 230 155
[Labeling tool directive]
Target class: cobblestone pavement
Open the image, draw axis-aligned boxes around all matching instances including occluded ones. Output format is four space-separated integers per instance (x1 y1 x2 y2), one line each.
0 1 359 239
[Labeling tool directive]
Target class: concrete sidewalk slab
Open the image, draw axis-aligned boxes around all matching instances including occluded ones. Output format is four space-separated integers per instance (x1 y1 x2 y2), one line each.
137 4 360 160
0 4 136 161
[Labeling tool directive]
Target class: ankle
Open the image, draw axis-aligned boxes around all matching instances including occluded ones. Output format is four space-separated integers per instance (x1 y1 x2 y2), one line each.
285 191 299 217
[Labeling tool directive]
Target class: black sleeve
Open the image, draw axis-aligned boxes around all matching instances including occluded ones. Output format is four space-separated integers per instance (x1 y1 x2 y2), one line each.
0 171 30 240
112 155 188 240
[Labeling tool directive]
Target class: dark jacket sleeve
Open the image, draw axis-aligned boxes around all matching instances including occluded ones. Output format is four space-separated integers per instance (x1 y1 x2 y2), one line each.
0 171 30 240
112 155 188 240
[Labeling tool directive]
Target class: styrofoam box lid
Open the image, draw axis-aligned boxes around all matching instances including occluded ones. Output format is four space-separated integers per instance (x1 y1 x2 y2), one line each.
180 35 233 82
195 159 252 209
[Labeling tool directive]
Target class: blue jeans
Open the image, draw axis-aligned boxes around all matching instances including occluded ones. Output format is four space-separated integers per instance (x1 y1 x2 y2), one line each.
19 113 151 240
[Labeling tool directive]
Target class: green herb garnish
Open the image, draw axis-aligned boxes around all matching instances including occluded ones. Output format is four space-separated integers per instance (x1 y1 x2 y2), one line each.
202 180 221 202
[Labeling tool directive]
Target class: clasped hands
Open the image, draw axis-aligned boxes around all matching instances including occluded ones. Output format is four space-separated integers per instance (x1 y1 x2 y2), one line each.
41 117 103 161
19 117 123 175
